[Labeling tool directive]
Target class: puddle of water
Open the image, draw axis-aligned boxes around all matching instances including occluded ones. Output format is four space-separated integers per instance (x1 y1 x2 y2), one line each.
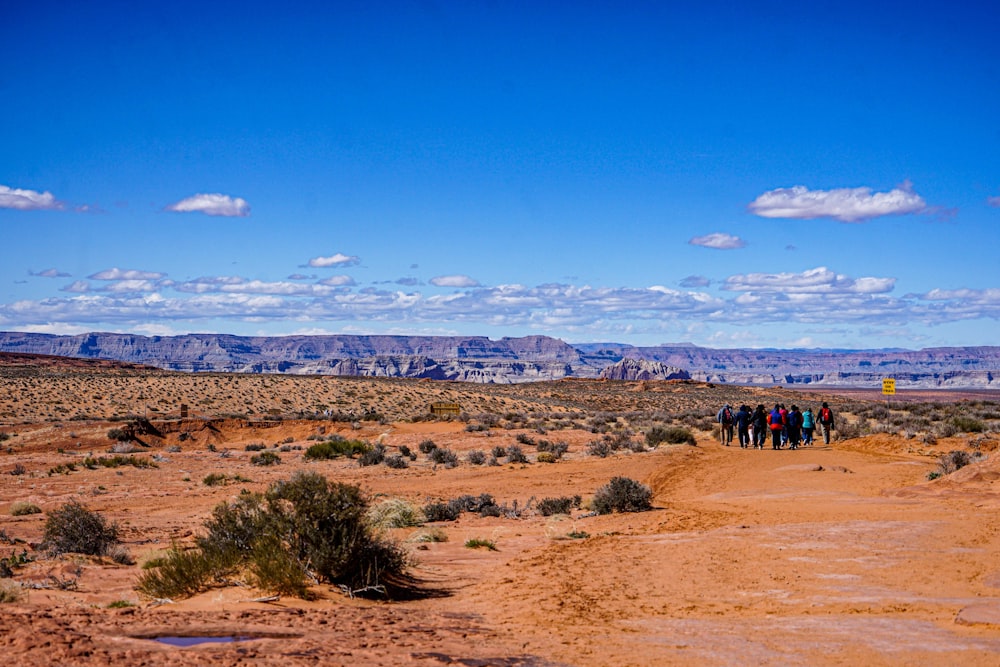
151 635 261 647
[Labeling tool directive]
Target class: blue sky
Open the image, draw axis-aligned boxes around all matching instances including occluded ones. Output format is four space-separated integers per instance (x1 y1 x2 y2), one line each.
2 1 998 349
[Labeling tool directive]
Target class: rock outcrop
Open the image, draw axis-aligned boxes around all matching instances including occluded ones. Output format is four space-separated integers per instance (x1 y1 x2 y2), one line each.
599 358 690 381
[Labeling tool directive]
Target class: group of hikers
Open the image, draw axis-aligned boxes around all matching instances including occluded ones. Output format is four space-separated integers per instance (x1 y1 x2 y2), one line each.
716 402 835 450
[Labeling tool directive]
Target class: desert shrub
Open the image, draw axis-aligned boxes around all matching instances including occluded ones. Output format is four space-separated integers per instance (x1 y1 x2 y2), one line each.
536 452 556 463
467 450 487 465
646 425 696 447
109 441 143 454
464 538 497 551
952 416 986 433
0 581 25 603
10 464 26 476
587 439 612 457
934 422 959 438
537 496 575 516
82 455 157 470
202 473 251 487
418 439 437 454
367 498 423 531
244 442 267 452
422 500 460 522
140 472 407 599
938 450 977 475
450 494 497 514
398 445 413 459
537 440 569 458
428 447 459 467
42 501 120 557
505 445 528 464
10 502 41 516
592 477 653 515
384 454 409 469
491 445 507 459
410 527 448 543
304 438 369 460
250 451 281 466
359 444 387 467
516 433 536 446
107 428 130 442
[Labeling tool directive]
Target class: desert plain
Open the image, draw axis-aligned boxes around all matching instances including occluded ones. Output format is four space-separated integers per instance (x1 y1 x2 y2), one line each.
1 354 1000 666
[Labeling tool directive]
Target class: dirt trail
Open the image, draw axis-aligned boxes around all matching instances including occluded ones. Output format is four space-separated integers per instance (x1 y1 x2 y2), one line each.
2 418 1000 666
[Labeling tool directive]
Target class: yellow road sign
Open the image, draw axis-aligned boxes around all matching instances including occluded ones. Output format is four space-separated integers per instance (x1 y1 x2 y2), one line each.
882 378 896 395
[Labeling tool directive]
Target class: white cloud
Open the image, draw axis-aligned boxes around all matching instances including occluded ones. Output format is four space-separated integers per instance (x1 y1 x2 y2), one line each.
430 274 480 288
308 253 360 268
689 232 746 249
0 185 64 211
89 268 166 281
988 195 1000 208
31 268 71 278
748 182 927 222
723 267 895 294
165 193 250 217
318 275 356 287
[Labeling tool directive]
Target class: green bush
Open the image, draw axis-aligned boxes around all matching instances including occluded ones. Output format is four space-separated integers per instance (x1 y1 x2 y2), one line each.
304 438 370 460
428 447 459 467
138 472 407 600
646 425 696 446
250 451 281 466
464 538 497 551
537 496 575 516
42 501 120 556
592 477 653 514
952 416 986 433
422 501 460 522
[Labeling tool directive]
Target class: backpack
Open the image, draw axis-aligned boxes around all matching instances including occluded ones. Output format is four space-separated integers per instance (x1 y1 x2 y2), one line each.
820 407 832 423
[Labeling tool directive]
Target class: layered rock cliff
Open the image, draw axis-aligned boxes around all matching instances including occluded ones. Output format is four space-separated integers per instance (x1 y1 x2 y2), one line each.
0 332 997 388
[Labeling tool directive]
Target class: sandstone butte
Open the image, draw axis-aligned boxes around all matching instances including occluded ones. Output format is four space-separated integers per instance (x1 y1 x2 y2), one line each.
0 359 999 666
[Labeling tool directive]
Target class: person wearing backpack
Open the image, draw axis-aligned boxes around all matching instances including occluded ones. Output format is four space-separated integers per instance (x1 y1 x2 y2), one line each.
786 405 802 450
716 404 734 446
801 407 815 446
818 402 835 444
735 404 752 448
767 404 785 449
752 404 768 449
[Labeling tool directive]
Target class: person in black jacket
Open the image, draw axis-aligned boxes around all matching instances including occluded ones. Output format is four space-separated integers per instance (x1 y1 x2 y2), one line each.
735 405 752 448
752 405 768 449
787 405 802 449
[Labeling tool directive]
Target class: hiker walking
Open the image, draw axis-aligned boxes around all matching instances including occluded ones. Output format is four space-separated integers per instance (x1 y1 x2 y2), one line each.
735 404 752 448
717 404 735 446
801 407 815 446
752 404 768 449
767 404 785 449
786 405 802 450
818 402 835 444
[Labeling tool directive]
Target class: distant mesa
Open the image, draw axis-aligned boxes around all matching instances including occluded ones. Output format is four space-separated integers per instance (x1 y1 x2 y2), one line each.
599 358 690 382
0 332 997 388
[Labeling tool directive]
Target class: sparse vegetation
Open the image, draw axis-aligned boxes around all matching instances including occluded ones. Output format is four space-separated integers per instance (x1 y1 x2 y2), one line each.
592 477 653 514
304 438 370 460
10 501 42 516
137 472 407 600
464 537 497 551
42 501 122 557
250 451 281 466
646 425 696 447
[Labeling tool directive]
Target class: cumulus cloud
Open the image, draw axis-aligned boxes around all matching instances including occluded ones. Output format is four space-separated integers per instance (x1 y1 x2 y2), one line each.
308 253 360 268
689 232 746 250
89 268 166 281
31 268 71 278
0 185 64 211
430 275 480 288
723 267 895 294
318 275 356 287
165 193 250 217
748 182 927 222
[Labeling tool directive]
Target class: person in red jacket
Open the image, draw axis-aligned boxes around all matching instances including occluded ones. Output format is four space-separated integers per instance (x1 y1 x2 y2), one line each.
767 404 785 450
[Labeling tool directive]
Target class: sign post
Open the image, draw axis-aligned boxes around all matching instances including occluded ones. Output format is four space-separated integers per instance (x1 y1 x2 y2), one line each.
881 378 896 396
